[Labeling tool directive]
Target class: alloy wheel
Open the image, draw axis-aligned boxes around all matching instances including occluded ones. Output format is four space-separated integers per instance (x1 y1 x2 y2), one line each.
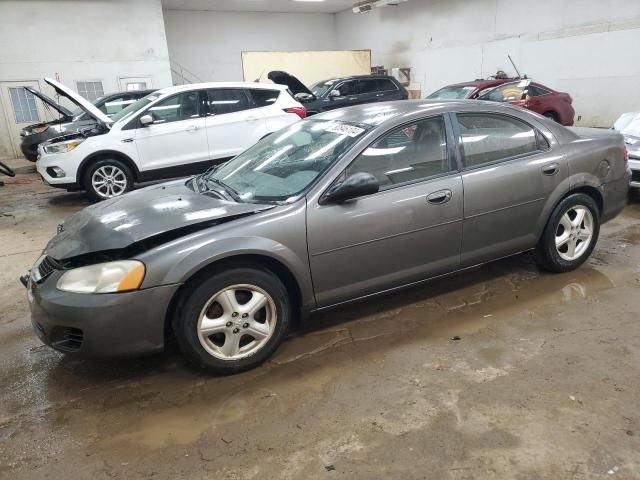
555 205 594 261
91 165 127 198
197 284 277 360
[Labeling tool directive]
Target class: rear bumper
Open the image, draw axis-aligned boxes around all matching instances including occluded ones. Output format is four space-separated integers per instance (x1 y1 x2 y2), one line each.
28 273 180 358
602 170 630 223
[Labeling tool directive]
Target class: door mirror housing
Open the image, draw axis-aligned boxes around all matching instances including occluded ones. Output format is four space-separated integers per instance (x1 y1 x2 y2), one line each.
322 172 379 204
328 89 341 99
139 114 153 126
294 92 316 103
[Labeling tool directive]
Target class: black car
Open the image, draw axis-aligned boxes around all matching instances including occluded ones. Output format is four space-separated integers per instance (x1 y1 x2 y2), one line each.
20 88 155 161
268 71 408 115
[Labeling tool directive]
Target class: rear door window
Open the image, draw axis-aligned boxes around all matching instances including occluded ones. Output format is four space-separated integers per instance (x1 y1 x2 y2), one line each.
206 89 251 115
456 114 540 168
377 79 398 92
249 89 280 107
358 79 379 94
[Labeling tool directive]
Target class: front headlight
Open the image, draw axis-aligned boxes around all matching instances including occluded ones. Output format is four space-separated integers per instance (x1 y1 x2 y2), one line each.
56 260 145 294
43 138 85 155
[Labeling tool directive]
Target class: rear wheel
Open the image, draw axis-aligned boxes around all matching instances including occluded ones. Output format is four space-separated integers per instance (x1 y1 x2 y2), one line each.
173 267 291 374
535 193 600 272
543 111 559 123
83 158 133 201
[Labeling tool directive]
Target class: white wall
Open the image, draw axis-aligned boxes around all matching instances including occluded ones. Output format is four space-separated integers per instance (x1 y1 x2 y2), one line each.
164 9 337 83
336 0 640 127
0 0 173 160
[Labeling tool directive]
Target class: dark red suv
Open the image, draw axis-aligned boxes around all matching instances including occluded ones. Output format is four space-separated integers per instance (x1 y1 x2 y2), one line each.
476 80 575 126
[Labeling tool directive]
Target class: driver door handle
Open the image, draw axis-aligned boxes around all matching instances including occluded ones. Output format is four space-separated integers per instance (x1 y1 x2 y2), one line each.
427 189 452 205
185 125 199 132
246 116 259 122
542 163 560 176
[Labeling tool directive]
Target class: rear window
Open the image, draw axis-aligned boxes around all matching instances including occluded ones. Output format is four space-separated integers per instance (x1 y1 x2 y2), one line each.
250 89 280 107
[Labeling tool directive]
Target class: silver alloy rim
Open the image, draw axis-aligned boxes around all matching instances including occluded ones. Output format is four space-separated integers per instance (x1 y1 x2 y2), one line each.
555 205 594 261
197 284 276 361
92 165 127 198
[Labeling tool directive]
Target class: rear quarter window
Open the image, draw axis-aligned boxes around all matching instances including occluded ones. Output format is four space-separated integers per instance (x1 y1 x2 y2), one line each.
250 89 280 107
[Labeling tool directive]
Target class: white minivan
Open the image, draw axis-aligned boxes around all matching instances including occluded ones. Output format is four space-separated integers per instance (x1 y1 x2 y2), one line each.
36 78 306 200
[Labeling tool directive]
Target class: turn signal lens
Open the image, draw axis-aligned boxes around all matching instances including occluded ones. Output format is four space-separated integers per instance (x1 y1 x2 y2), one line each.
117 264 146 292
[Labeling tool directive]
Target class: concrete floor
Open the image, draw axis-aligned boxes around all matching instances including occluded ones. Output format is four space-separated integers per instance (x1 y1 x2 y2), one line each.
1 162 640 479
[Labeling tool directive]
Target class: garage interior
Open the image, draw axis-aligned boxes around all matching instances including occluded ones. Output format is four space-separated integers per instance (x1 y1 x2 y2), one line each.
1 0 640 478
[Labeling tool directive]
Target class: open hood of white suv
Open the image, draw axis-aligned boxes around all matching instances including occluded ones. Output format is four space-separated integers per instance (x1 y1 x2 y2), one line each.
44 77 112 126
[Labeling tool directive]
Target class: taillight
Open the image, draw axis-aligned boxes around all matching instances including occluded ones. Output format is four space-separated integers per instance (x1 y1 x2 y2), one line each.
284 107 306 119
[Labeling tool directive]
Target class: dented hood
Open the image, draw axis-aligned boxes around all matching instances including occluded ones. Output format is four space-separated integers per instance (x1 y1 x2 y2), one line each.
45 179 273 261
44 77 112 126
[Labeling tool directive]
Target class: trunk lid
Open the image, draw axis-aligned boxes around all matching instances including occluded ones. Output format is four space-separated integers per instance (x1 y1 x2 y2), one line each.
44 77 112 126
24 86 74 119
45 179 273 261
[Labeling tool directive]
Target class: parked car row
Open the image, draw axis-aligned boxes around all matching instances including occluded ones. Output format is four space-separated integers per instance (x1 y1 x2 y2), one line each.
21 72 579 201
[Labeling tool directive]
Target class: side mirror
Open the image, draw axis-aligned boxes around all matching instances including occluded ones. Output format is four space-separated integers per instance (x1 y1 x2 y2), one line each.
294 92 315 103
322 172 379 204
139 114 153 126
328 89 341 99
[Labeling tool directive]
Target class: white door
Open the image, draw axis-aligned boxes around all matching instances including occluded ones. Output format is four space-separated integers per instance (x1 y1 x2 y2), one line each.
118 76 152 92
0 80 50 159
134 90 209 172
204 88 266 160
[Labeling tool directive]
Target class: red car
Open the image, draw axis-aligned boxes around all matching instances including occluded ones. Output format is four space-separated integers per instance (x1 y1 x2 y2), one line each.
476 80 575 126
427 78 516 100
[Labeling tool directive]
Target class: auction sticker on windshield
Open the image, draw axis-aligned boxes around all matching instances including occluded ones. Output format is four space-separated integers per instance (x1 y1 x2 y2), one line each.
324 123 365 138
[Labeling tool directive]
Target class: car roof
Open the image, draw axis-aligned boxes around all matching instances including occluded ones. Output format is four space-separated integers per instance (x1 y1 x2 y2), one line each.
153 82 288 97
312 99 541 126
318 75 397 83
445 78 515 89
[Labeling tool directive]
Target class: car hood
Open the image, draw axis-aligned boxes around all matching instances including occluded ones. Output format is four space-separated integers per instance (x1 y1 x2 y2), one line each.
45 179 274 261
613 111 640 138
24 86 73 118
44 77 112 126
268 71 313 96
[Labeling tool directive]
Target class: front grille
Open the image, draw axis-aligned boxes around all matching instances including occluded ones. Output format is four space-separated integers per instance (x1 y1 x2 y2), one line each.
632 170 640 183
37 256 60 281
51 327 84 352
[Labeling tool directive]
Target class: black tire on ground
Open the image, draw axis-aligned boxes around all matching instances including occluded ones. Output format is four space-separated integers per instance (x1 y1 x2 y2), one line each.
173 266 292 375
83 158 134 202
535 193 600 273
543 111 560 123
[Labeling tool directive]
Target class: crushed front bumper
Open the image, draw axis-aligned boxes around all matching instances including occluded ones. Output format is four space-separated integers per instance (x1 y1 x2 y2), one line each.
25 270 179 358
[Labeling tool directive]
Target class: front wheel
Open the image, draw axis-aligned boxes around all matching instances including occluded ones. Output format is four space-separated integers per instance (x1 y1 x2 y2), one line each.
535 193 600 272
173 267 291 374
83 158 133 202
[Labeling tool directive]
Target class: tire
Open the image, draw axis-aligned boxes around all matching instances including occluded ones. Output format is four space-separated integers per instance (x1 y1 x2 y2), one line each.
543 111 559 123
535 193 600 273
83 158 133 202
173 266 291 374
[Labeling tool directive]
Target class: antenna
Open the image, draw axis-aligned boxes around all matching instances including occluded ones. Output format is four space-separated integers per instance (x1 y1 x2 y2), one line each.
508 55 522 79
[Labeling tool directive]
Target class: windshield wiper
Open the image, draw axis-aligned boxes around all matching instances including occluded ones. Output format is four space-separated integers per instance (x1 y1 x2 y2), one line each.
204 176 242 202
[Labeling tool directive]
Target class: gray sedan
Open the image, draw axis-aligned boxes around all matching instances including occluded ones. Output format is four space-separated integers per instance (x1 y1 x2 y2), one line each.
26 100 629 374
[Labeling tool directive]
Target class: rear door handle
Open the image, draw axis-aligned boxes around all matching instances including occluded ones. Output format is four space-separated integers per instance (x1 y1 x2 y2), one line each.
542 163 560 176
185 125 199 132
246 116 259 123
427 189 452 205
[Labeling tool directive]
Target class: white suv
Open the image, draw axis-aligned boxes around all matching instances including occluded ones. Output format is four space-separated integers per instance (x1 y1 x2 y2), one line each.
36 78 306 200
